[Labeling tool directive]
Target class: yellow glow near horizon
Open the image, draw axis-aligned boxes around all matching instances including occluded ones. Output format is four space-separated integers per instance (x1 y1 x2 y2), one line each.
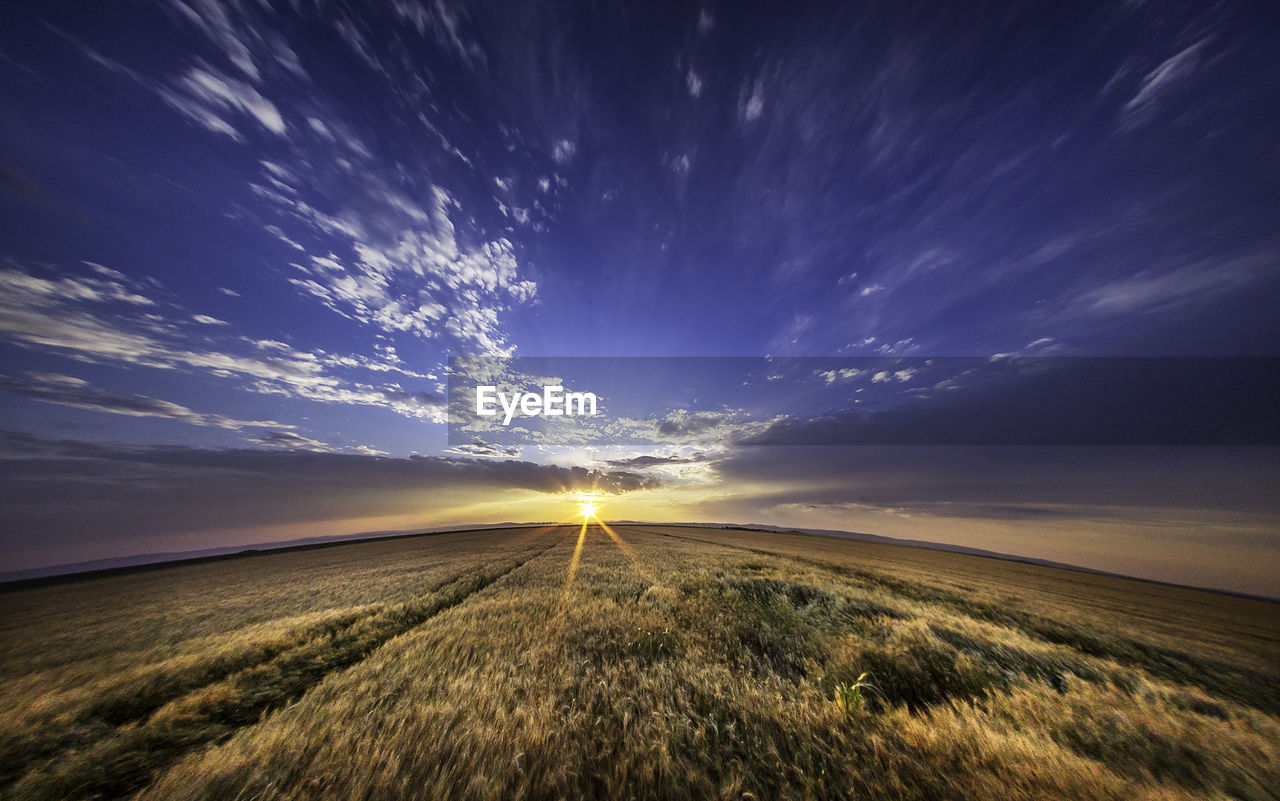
578 500 598 519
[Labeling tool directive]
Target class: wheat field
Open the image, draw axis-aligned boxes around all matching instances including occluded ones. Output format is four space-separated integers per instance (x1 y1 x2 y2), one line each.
0 524 1276 800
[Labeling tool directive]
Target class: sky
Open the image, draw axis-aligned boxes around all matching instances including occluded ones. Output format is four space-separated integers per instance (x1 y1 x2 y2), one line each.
0 0 1277 594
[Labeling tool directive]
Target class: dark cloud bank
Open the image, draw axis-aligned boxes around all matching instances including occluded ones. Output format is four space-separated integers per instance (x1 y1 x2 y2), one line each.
0 431 656 567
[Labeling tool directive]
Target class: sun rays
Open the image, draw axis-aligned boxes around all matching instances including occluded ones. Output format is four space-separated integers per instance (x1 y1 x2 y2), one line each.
559 519 589 603
557 493 653 602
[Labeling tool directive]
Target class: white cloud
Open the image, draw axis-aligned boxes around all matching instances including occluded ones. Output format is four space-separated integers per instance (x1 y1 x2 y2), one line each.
347 444 390 456
264 224 306 251
991 337 1058 360
1 372 293 431
192 314 229 325
0 263 446 424
859 284 885 297
645 409 779 448
0 265 155 306
167 0 262 81
308 117 333 139
697 9 714 35
739 79 765 122
275 184 538 354
445 439 520 458
334 16 390 77
816 367 865 384
21 372 88 388
686 70 703 98
80 4 536 360
250 430 330 450
876 338 915 355
1074 260 1255 315
164 65 286 138
1120 38 1210 131
552 139 576 164
267 33 307 79
390 0 485 66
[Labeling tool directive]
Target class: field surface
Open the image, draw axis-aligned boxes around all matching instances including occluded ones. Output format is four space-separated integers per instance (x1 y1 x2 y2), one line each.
1 524 1277 801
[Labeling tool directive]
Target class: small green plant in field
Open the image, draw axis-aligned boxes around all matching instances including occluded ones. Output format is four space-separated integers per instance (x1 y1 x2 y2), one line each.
629 627 677 660
833 672 879 720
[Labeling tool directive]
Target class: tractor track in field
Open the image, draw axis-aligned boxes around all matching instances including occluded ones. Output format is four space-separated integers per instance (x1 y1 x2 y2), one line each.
4 538 562 801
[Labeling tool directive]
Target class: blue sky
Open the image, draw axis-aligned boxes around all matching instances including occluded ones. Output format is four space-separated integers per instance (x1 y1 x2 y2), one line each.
1 0 1277 592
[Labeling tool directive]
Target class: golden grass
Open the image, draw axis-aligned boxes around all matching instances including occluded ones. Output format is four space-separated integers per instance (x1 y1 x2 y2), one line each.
0 524 1275 800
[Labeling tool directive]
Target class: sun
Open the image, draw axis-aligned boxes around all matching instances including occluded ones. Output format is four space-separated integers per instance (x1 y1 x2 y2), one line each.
578 500 598 519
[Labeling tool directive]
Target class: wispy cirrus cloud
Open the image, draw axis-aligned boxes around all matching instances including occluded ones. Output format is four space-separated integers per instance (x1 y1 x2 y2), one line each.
389 0 485 66
685 70 702 98
738 78 765 122
249 430 330 450
0 262 156 307
54 11 288 144
1051 247 1272 322
0 372 293 431
67 0 537 357
1119 37 1212 132
187 6 535 354
159 63 287 140
445 438 521 458
165 0 265 81
0 262 446 423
